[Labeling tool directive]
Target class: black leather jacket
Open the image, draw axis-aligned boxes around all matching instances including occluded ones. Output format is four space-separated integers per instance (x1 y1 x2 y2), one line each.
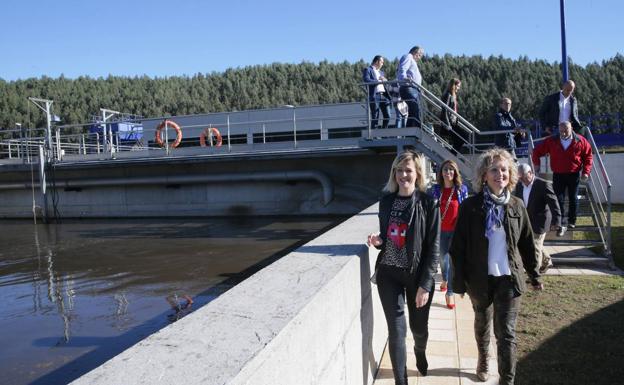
375 190 440 291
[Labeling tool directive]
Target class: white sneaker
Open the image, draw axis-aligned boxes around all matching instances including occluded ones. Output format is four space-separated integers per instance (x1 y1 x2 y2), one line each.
557 226 567 237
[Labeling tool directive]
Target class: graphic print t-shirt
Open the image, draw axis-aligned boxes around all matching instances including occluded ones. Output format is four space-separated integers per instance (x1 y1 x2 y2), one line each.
380 195 413 269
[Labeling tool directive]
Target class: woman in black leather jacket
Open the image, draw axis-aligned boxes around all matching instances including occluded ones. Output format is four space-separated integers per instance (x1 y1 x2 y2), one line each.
367 150 440 385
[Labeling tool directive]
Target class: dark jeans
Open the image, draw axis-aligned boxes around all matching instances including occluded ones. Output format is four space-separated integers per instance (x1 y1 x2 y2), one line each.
377 265 434 385
553 172 580 226
469 275 521 385
399 86 421 128
369 93 390 129
440 231 454 296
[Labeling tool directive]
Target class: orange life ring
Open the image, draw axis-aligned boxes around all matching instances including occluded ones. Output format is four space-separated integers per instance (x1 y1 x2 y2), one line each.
155 119 182 148
199 127 223 147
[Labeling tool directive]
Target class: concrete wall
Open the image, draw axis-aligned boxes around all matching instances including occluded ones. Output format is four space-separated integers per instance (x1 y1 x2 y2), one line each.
70 203 387 385
599 152 623 203
0 152 395 218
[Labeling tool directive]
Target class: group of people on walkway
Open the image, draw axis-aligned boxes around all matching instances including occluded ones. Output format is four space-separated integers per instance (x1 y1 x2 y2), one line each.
363 44 588 158
363 46 425 131
366 127 592 384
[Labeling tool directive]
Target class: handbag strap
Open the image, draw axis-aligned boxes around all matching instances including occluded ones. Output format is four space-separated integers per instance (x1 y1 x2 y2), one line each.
440 187 455 222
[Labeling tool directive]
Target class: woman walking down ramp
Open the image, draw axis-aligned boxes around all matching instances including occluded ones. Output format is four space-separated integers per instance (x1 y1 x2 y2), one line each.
439 78 464 153
367 150 440 384
449 148 543 385
428 160 468 309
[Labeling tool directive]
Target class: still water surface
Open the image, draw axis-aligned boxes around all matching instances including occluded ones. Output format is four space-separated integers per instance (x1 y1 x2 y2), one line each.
0 216 345 385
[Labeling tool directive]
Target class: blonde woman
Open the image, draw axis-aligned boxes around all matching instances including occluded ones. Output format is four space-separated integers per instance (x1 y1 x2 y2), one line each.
367 151 440 384
450 148 542 384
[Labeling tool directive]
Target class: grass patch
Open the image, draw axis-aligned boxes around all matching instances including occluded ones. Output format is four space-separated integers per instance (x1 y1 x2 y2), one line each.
575 203 624 269
515 275 624 385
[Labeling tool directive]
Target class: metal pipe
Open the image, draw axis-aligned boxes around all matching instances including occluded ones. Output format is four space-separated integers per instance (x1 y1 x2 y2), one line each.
0 170 334 206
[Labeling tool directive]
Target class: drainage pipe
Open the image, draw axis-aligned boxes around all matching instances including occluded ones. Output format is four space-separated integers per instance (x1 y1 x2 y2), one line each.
0 170 334 206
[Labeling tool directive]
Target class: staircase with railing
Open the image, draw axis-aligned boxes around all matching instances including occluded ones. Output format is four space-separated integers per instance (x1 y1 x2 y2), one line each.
361 79 615 269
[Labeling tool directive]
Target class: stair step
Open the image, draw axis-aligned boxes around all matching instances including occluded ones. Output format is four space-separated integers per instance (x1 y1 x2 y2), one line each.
561 225 596 231
544 239 603 246
551 256 610 264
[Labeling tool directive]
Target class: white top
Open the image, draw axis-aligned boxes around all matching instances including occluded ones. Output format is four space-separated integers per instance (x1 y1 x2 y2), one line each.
522 180 533 207
372 67 385 94
397 53 422 85
487 206 511 276
560 136 573 150
559 91 572 123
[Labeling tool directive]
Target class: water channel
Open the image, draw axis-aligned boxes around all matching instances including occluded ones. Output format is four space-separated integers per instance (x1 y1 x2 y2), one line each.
0 216 346 385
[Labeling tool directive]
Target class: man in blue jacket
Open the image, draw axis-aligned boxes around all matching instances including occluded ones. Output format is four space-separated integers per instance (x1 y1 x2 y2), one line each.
363 55 390 129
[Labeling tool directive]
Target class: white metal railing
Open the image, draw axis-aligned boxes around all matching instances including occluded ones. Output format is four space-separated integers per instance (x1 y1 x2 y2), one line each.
584 128 613 263
0 104 369 164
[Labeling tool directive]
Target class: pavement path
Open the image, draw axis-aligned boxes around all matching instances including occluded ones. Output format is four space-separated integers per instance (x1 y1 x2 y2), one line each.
372 247 623 385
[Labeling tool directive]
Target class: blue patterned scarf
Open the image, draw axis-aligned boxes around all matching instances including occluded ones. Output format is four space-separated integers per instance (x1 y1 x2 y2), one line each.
483 185 510 238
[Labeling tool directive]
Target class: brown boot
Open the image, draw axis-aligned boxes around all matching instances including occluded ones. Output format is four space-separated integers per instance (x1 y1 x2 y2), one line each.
474 321 490 382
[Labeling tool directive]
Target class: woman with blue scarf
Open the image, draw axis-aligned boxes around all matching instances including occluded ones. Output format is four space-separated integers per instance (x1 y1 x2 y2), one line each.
449 148 542 385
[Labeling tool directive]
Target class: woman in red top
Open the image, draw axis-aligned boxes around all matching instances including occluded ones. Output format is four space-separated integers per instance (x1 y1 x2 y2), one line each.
429 160 468 309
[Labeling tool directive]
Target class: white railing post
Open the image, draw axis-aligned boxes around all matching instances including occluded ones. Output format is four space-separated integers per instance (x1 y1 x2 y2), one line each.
55 127 61 160
227 115 231 152
293 106 297 149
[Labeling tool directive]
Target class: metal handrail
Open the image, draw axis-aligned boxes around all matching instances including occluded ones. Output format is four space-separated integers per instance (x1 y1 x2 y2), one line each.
0 105 370 164
584 127 612 261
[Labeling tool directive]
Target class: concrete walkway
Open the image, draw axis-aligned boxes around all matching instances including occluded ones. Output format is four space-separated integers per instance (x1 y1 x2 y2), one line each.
372 248 623 385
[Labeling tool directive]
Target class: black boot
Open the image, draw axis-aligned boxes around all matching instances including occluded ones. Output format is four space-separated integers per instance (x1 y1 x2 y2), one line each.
394 366 408 385
415 348 428 376
476 352 489 382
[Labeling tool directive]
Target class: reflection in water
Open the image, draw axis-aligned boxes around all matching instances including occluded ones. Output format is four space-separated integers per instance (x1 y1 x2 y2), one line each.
166 294 194 323
0 216 344 385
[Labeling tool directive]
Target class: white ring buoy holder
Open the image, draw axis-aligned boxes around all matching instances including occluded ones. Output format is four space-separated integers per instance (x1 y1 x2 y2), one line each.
155 119 182 148
199 127 223 147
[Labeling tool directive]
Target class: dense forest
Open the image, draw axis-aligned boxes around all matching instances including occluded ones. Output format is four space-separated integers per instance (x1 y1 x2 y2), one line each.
0 54 622 132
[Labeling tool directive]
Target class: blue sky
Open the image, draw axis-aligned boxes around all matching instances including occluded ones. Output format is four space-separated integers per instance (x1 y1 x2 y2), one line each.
1 0 621 81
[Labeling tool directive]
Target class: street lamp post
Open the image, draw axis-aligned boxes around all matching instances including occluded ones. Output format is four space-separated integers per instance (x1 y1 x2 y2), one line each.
560 0 569 82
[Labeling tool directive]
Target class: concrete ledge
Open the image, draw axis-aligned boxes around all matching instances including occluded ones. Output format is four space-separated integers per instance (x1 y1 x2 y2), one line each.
71 203 387 385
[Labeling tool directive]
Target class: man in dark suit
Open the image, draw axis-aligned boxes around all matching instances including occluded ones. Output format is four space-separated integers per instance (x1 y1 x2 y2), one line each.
539 80 583 136
515 163 562 273
362 55 390 129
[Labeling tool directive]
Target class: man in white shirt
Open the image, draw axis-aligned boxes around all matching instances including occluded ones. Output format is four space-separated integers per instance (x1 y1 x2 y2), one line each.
539 80 583 136
515 164 562 273
397 46 424 128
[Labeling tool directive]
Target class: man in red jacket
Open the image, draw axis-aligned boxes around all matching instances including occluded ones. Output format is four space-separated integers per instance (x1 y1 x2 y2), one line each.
532 121 593 236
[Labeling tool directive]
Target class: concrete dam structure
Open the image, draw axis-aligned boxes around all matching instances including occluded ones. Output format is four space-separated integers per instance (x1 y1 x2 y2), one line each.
0 149 396 218
0 102 402 219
